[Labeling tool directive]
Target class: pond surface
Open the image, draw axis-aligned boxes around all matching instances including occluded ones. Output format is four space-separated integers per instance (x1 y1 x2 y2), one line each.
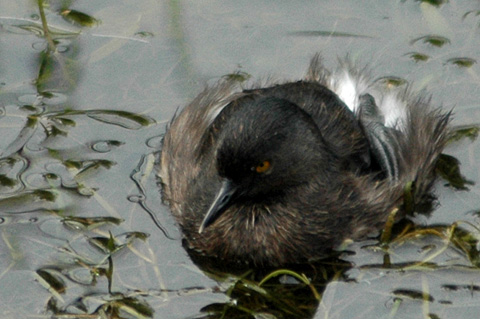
1 1 480 318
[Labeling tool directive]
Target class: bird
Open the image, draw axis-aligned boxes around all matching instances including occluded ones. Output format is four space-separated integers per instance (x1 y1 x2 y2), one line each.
158 54 451 267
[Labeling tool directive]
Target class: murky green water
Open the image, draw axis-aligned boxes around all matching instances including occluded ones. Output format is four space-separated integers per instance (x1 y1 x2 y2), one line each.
0 1 479 318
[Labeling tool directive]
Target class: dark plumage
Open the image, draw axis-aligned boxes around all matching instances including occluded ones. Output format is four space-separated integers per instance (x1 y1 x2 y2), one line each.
158 55 450 266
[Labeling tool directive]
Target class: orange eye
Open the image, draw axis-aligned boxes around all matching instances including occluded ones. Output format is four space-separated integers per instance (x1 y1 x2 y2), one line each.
255 160 271 173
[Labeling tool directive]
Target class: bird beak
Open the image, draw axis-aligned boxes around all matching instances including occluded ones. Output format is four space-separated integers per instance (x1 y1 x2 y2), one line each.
198 179 238 234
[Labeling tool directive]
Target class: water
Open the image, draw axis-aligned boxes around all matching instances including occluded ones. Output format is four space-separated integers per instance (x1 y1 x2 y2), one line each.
0 1 479 318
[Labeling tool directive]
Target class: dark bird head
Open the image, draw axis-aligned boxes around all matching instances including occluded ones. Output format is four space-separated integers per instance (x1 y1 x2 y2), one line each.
198 95 338 233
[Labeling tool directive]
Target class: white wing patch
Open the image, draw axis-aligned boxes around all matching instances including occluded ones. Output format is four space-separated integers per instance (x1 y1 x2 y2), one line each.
328 65 409 131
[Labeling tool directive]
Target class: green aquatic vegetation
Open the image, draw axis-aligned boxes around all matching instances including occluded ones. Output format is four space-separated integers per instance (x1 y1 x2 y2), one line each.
374 76 408 87
406 52 430 62
410 35 451 47
63 216 124 230
415 0 448 7
222 72 252 83
37 0 56 51
446 57 477 68
37 228 152 318
436 154 474 190
61 9 100 27
448 125 479 143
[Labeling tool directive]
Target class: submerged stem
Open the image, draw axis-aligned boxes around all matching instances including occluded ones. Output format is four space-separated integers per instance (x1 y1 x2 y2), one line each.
37 0 57 52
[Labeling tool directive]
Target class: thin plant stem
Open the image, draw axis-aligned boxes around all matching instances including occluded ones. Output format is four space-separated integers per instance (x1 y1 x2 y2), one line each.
37 0 57 52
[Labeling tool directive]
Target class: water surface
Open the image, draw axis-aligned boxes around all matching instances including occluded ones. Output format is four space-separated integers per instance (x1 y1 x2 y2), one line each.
0 1 479 318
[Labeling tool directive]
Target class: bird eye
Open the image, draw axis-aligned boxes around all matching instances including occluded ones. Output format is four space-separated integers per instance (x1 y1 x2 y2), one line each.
255 160 271 174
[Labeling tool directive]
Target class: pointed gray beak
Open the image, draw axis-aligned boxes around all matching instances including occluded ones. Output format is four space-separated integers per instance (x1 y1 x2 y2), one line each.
198 179 238 234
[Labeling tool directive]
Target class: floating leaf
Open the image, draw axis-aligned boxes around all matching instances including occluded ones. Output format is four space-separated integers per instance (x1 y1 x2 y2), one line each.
135 31 154 38
107 255 114 293
40 91 55 98
443 284 480 292
393 289 434 302
222 71 252 82
450 227 480 267
0 191 58 212
374 76 408 88
36 50 78 93
64 159 116 176
63 216 124 230
124 231 150 242
37 50 54 88
21 105 38 112
462 10 480 20
34 189 57 201
46 297 61 313
83 159 115 170
48 125 68 137
416 0 447 7
446 57 477 68
88 237 114 254
63 159 82 170
406 52 430 62
102 232 150 248
36 268 66 294
105 140 122 147
448 125 479 143
89 234 124 254
44 173 58 180
86 110 155 129
61 9 99 27
410 35 450 47
91 140 124 153
0 116 38 158
53 117 76 127
0 174 18 187
436 154 474 190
